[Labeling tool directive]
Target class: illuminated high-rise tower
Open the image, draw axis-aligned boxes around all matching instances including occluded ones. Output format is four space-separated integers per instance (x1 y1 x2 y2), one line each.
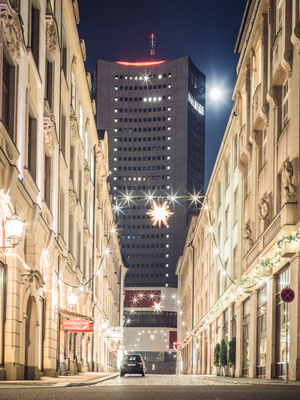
96 56 205 288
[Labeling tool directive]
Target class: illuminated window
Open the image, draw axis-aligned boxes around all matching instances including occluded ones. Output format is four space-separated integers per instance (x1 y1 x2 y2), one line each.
167 95 171 100
167 137 171 141
167 117 171 121
158 96 162 101
158 74 162 79
148 97 152 102
167 156 171 160
115 86 118 90
115 75 118 80
168 73 171 78
114 97 118 102
168 84 171 88
114 128 118 132
114 118 118 123
167 126 171 131
114 109 118 113
168 107 171 111
188 92 204 115
143 98 147 102
125 76 128 80
166 185 170 189
167 146 171 150
114 138 117 142
113 157 117 161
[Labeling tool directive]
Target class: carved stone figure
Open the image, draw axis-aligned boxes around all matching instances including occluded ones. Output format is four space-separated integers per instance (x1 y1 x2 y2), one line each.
0 7 22 62
259 193 270 221
46 16 58 62
84 159 90 186
83 219 89 246
279 160 296 200
70 106 79 143
243 223 253 248
68 178 77 214
44 124 56 157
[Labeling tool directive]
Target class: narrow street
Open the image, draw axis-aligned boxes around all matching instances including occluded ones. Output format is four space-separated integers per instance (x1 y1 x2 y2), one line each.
0 375 300 400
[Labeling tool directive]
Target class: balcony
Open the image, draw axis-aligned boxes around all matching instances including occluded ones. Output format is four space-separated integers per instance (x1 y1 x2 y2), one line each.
242 202 298 272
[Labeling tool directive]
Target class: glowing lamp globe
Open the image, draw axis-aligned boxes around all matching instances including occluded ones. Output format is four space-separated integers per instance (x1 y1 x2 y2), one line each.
5 211 25 246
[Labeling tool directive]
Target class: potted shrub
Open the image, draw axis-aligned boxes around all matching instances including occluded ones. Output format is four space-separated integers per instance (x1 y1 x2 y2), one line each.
214 343 221 376
220 339 228 376
228 337 236 377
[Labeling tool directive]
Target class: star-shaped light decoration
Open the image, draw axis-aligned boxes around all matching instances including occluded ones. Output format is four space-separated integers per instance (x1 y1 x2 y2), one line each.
146 200 174 227
152 301 163 313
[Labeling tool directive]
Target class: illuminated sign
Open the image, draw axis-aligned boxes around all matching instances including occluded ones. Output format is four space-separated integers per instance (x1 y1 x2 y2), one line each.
62 319 94 332
188 92 204 115
115 61 166 67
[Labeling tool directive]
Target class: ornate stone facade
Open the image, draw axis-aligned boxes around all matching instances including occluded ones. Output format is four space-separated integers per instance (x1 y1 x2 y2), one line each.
177 0 300 381
0 0 126 381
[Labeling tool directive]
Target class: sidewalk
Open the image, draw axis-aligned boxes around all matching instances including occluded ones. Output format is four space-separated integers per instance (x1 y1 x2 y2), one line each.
0 371 119 389
198 374 300 385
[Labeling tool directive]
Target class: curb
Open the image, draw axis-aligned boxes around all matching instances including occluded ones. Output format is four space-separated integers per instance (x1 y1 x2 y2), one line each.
62 373 119 388
0 373 120 389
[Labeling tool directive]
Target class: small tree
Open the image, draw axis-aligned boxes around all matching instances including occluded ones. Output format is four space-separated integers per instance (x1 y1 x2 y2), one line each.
214 343 220 367
220 339 228 367
228 337 236 367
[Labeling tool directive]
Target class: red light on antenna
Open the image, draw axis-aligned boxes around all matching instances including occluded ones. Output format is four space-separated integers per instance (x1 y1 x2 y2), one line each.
151 33 154 38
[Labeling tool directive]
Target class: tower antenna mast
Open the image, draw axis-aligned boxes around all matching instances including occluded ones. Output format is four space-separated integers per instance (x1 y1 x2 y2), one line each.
149 33 156 60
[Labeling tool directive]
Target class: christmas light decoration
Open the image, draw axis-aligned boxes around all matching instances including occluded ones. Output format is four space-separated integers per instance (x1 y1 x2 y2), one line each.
146 200 174 227
152 301 163 313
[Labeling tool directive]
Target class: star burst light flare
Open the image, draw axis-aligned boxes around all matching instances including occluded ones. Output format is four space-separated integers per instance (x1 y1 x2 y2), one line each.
146 200 174 227
152 301 163 313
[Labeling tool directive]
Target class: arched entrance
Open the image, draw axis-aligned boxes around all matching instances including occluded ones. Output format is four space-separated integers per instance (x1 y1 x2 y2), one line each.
25 296 40 379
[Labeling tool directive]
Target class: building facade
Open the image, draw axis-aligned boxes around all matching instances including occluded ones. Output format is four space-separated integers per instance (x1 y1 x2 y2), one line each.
177 0 300 380
96 57 205 288
0 0 126 380
123 287 177 374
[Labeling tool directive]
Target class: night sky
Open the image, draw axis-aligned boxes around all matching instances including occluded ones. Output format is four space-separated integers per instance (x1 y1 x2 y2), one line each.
77 0 248 187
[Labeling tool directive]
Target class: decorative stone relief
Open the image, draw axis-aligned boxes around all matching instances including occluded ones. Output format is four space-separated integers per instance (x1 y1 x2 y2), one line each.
5 141 13 161
83 219 89 246
279 160 296 201
44 124 56 157
69 178 77 214
259 193 271 231
0 4 23 62
46 16 58 62
84 159 90 186
71 55 78 71
291 25 300 54
243 222 253 252
44 99 55 121
70 105 79 143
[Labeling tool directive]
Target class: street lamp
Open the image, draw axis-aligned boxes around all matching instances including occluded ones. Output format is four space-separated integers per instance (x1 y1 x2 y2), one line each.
1 210 25 249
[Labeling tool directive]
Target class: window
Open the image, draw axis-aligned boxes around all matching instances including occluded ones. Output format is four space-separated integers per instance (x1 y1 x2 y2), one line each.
2 55 15 138
262 128 267 166
231 189 236 224
232 245 238 280
71 72 76 110
0 264 4 365
243 298 251 376
275 267 290 378
281 80 289 130
30 5 40 68
79 104 84 141
28 114 37 181
257 285 267 378
60 110 66 158
45 60 54 109
44 155 51 208
276 0 283 32
59 189 65 239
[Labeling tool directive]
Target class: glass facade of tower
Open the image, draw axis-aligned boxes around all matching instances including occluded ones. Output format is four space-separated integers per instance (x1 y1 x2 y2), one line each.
96 56 205 288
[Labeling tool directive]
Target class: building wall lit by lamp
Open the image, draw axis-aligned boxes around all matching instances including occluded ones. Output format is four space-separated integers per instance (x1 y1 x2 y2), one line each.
1 210 25 249
68 291 78 306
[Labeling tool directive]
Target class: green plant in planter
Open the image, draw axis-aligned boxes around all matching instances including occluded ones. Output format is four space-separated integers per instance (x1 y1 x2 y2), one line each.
228 337 236 367
220 339 227 367
214 343 220 367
